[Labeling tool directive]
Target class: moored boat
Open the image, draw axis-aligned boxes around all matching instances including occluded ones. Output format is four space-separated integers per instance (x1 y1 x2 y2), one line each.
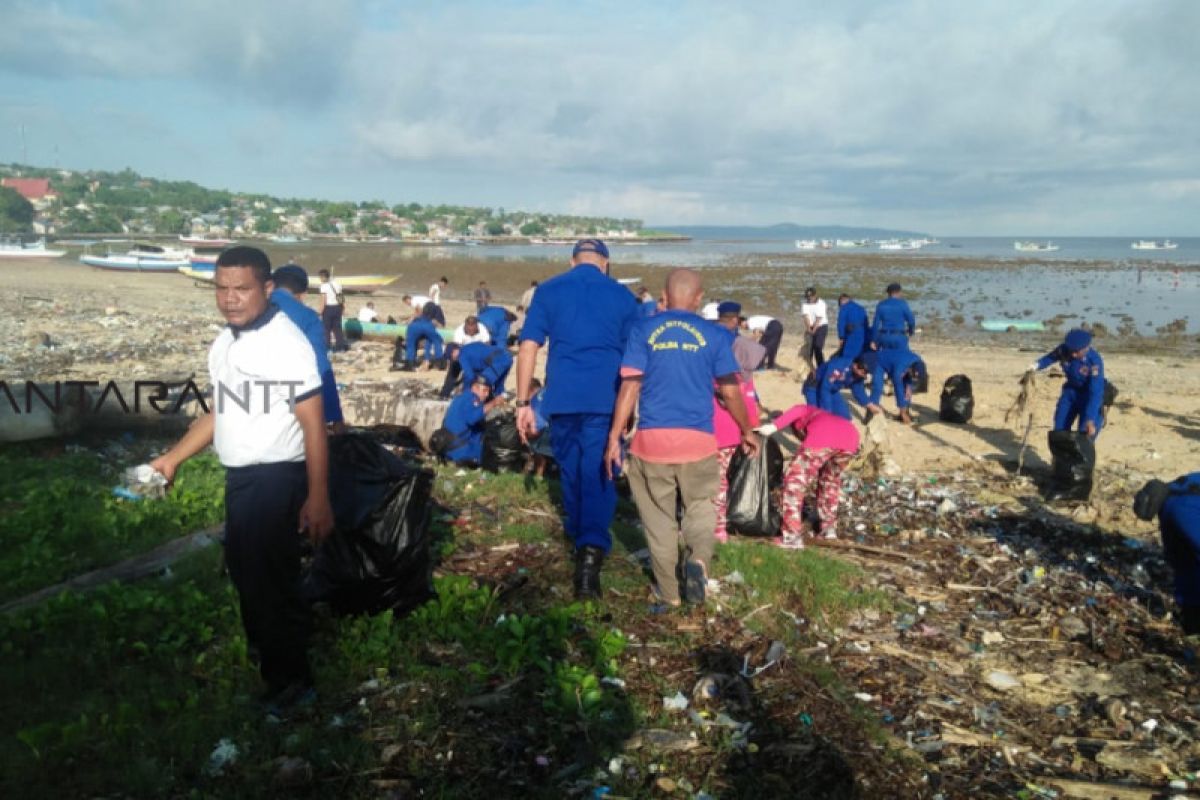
0 238 66 259
343 318 453 342
980 320 1046 332
180 234 236 247
177 267 398 294
795 239 818 250
1131 240 1178 250
83 254 190 272
1014 241 1059 252
879 239 921 250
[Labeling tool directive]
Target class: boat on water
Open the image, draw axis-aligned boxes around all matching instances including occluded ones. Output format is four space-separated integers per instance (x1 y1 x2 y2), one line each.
179 234 236 247
1131 240 1178 250
268 234 308 243
980 320 1046 332
835 239 870 248
82 242 192 272
0 238 66 259
879 239 922 251
177 267 399 294
1014 241 1059 252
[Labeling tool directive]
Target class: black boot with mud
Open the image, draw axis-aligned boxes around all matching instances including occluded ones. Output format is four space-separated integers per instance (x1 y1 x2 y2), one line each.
574 546 605 600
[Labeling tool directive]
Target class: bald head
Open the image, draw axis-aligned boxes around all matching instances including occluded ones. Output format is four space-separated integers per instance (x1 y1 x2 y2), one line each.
664 268 704 311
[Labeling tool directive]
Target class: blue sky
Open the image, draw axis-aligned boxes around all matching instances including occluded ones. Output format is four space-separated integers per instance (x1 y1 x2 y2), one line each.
1 0 1197 235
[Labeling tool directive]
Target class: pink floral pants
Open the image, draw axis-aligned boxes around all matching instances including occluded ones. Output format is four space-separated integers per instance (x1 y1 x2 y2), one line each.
714 446 735 540
780 447 851 539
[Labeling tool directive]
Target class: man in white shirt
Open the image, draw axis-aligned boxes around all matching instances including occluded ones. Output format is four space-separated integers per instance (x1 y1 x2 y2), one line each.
428 276 448 305
403 293 445 325
452 315 491 346
744 314 785 369
357 301 379 323
317 269 348 352
801 286 830 369
151 246 333 716
520 280 538 310
701 300 721 321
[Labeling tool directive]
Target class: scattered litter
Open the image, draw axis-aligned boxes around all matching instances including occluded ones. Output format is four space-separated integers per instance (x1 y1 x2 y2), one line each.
205 738 239 776
662 691 689 711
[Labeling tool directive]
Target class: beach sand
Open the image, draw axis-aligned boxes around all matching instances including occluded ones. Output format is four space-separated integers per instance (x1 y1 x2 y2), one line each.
3 258 1195 527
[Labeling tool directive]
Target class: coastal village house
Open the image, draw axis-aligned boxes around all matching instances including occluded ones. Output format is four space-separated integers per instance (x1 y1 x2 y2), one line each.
1 177 58 211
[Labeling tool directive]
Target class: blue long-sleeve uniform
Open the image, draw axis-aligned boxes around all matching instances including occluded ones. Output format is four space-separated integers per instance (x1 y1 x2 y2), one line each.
872 349 923 410
442 392 486 464
803 356 870 419
269 290 343 424
1035 345 1106 436
458 342 513 396
476 305 511 347
871 297 916 351
639 298 658 318
405 317 444 363
1159 473 1200 608
837 300 870 360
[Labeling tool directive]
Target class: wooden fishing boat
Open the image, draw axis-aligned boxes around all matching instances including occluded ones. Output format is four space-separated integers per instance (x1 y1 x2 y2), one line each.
980 320 1046 332
342 319 453 342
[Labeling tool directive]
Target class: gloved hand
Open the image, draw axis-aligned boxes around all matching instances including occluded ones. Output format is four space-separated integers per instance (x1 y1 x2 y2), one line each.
754 423 779 436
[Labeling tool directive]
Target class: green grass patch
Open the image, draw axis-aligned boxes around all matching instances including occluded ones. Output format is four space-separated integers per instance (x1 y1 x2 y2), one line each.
0 445 225 604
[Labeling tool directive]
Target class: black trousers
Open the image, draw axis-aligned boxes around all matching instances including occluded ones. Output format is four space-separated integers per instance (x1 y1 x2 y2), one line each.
440 360 463 398
760 320 784 368
811 324 829 367
322 306 348 350
224 461 312 693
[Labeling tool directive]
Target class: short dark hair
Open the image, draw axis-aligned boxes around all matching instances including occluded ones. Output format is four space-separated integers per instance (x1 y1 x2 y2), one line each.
531 280 538 287
216 246 271 283
319 269 331 279
440 276 449 283
271 264 308 294
838 293 850 301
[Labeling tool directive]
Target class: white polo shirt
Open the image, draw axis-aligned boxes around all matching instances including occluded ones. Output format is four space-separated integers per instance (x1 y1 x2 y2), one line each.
746 315 774 332
409 294 433 309
357 306 379 323
319 280 342 307
453 321 491 345
701 301 720 321
801 299 829 328
428 283 442 305
208 306 322 467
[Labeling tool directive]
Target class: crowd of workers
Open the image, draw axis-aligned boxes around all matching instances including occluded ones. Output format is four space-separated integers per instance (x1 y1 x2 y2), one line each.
147 241 1195 717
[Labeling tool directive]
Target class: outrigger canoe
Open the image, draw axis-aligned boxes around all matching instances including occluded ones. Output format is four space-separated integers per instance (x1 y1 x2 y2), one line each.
343 319 453 341
980 320 1046 332
177 267 399 294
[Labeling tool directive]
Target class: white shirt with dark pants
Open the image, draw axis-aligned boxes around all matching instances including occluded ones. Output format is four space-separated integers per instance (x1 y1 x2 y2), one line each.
209 305 322 694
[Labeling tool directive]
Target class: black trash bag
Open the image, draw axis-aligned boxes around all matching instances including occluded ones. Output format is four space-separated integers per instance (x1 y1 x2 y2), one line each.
1047 430 1096 501
726 438 785 537
939 374 974 423
303 433 435 616
481 411 524 473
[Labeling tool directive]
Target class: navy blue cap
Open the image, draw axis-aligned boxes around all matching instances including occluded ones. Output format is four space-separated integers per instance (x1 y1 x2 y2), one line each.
572 238 609 259
1064 329 1092 351
886 282 902 294
272 263 309 293
717 301 742 316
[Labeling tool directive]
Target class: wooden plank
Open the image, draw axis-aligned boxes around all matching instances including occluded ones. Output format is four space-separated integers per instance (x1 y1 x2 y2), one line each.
1038 776 1161 800
1 526 223 614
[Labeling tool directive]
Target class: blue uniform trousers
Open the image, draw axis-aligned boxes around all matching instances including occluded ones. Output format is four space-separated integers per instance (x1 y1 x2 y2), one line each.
803 383 852 420
550 413 617 552
224 462 312 693
1054 386 1103 437
406 320 444 363
877 348 914 410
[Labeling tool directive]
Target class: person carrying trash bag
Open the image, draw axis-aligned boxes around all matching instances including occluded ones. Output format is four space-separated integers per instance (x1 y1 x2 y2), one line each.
756 405 860 548
1027 328 1106 439
1133 473 1200 634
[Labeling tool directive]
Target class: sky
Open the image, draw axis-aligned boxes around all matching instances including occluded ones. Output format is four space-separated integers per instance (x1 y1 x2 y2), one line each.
0 0 1197 235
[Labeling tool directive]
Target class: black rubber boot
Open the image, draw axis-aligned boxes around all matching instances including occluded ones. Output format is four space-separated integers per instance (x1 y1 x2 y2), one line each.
574 546 605 600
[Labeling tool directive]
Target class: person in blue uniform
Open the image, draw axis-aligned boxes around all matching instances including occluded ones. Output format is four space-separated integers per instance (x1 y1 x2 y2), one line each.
870 283 917 423
835 293 870 360
1028 328 1106 439
637 287 659 318
404 307 444 368
1134 473 1200 633
441 376 505 464
515 238 639 599
870 347 925 421
269 264 345 432
453 340 513 397
803 354 880 420
477 304 512 348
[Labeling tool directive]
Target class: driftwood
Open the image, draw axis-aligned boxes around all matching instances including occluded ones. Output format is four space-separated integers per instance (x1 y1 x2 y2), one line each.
1038 776 1164 800
1 525 223 614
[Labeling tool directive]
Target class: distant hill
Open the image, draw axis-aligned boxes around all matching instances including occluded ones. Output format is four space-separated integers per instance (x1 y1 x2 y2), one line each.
656 223 930 240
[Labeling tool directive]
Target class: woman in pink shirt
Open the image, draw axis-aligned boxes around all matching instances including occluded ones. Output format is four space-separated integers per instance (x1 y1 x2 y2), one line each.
712 375 761 541
757 405 860 548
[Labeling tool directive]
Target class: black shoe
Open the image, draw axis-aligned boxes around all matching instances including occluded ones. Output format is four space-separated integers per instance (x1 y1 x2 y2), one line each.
574 546 605 600
263 681 317 722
